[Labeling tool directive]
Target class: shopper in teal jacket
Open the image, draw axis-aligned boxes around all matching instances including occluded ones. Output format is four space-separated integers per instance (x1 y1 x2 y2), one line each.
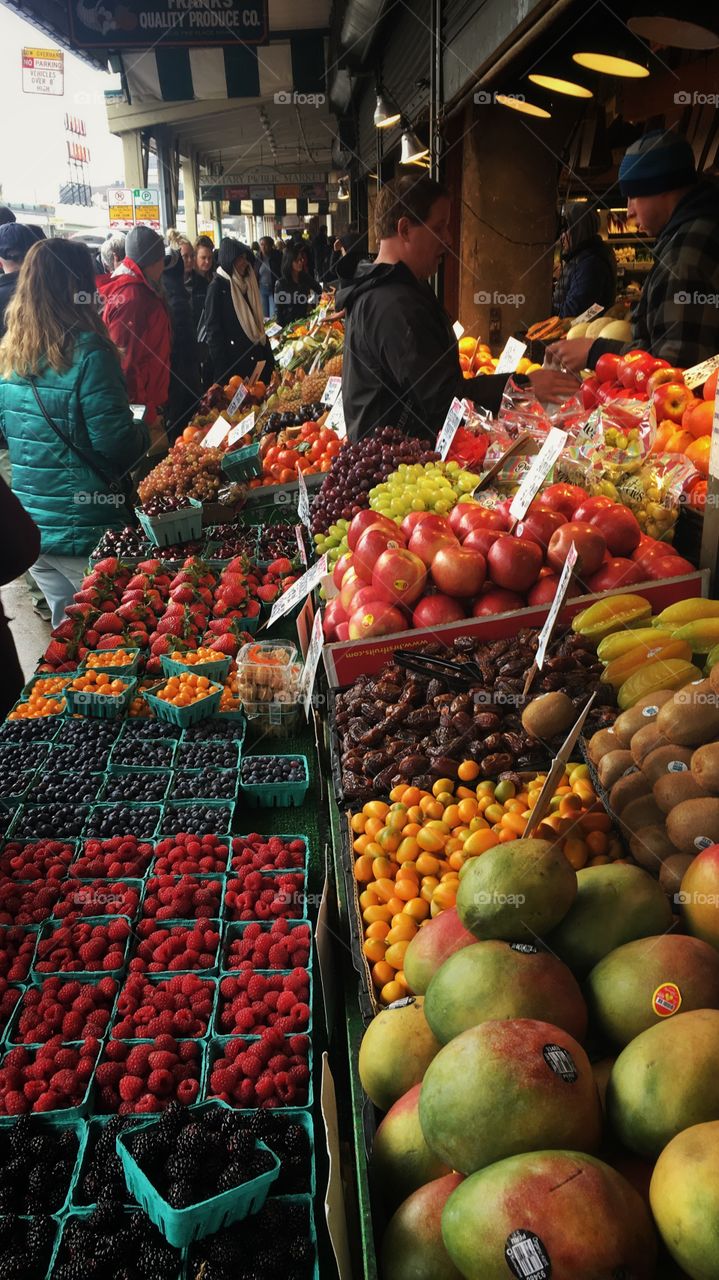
0 238 149 625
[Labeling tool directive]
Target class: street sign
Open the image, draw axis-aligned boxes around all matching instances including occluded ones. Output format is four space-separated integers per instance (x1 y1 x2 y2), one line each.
132 188 161 230
22 47 63 96
108 187 134 229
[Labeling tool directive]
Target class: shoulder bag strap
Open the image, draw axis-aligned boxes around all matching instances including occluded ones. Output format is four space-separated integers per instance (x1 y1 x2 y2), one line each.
28 376 122 494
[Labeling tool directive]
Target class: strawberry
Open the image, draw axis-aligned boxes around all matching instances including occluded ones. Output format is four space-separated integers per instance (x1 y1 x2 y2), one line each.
94 612 124 635
137 559 163 574
170 585 196 605
257 584 279 603
84 629 100 648
125 574 151 592
44 639 70 665
93 557 123 575
268 557 293 576
209 634 240 656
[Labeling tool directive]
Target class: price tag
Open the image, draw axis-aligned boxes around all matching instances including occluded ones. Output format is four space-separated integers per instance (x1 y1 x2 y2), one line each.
300 608 324 718
509 427 568 522
270 338 280 351
278 345 294 369
296 464 312 530
265 322 282 338
266 554 328 629
573 302 604 326
322 376 342 407
535 542 578 670
227 383 248 416
710 397 719 481
495 337 528 376
227 411 255 448
321 572 339 600
201 415 233 449
326 394 346 439
435 397 465 460
453 320 465 339
684 352 719 391
130 403 146 423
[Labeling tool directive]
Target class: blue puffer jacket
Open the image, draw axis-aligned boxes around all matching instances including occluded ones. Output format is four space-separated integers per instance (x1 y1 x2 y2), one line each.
0 332 149 556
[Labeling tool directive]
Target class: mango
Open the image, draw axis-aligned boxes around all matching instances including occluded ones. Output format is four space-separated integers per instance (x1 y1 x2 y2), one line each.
596 625 674 664
586 933 719 1046
617 658 702 710
403 907 476 995
371 1083 452 1209
672 617 719 654
382 1173 464 1280
601 639 692 690
654 598 719 628
650 1121 719 1280
607 1008 719 1157
547 863 672 976
418 1018 601 1174
455 838 577 942
442 1151 657 1280
680 845 719 949
358 997 442 1111
572 593 652 641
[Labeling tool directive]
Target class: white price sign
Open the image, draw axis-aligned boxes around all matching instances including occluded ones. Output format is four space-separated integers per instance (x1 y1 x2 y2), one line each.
201 415 233 449
535 542 578 670
509 427 568 522
495 337 528 376
320 572 339 601
227 383 248 416
710 397 719 481
265 322 282 338
278 345 294 369
296 464 311 530
684 353 719 391
436 397 465 460
326 393 346 439
266 554 328 628
453 320 465 339
573 302 604 326
300 608 325 718
227 411 255 448
321 376 342 406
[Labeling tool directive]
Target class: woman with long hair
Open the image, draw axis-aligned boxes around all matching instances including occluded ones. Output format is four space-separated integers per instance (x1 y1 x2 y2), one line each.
204 238 274 385
194 235 216 283
274 244 320 327
0 238 148 625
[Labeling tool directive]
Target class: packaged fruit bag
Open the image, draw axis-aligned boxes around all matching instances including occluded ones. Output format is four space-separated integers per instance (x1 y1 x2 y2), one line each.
570 397 656 474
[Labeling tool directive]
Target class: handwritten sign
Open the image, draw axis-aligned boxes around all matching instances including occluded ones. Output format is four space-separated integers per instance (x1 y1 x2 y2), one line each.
227 411 255 448
436 397 465 460
227 383 248 416
321 376 342 407
536 542 578 669
297 465 311 530
684 352 719 392
495 337 528 376
300 608 324 717
326 394 346 439
266 554 328 628
201 415 233 449
453 320 465 339
573 302 604 326
509 428 568 522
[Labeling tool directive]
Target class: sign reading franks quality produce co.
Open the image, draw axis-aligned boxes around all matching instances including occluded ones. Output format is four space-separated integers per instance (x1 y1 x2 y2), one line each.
69 0 269 47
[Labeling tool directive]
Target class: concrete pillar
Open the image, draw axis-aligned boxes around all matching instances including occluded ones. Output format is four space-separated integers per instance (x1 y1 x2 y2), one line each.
154 127 177 232
122 131 145 189
182 156 198 241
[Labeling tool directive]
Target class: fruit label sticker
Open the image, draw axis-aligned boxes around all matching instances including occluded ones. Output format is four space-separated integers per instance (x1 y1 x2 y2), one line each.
296 465 311 532
505 1229 552 1279
388 996 416 1009
300 608 324 718
321 376 342 407
227 383 249 416
201 415 233 449
266 554 328 628
321 572 338 600
436 397 465 460
574 301 604 326
510 943 539 954
667 760 689 773
542 1043 578 1083
695 835 714 850
652 982 682 1018
683 352 719 391
535 541 578 670
709 397 719 481
510 428 569 522
642 705 659 717
495 336 528 375
326 393 346 439
130 404 146 423
227 411 255 448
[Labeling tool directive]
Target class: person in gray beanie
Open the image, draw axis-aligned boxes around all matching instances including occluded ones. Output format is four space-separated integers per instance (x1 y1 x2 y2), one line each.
549 130 719 373
0 223 38 338
99 226 172 437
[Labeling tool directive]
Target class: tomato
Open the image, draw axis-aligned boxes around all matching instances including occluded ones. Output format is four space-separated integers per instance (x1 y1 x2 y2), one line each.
277 449 299 468
319 459 332 472
309 439 324 462
277 467 294 483
325 439 341 458
319 428 336 446
263 446 279 467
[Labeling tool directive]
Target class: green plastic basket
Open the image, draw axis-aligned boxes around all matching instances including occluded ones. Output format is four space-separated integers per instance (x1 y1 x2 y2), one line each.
220 919 312 976
229 833 309 875
143 680 223 727
158 800 235 840
186 1193 318 1280
18 672 79 701
221 441 262 482
0 1040 99 1124
31 914 133 983
160 652 232 684
98 768 173 806
109 973 219 1041
128 919 223 978
213 968 312 1038
174 738 242 769
108 737 178 772
71 1115 139 1208
136 497 203 548
65 677 137 720
82 803 163 841
51 876 145 925
92 1036 206 1115
239 756 309 808
205 1035 313 1110
7 972 120 1045
168 770 238 805
117 1099 280 1247
50 1206 184 1279
81 648 143 677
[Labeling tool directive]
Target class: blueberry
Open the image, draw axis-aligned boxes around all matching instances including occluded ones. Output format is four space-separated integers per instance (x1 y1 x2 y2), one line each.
241 756 305 786
28 771 101 804
170 770 236 801
0 769 35 799
176 742 238 770
181 722 242 744
121 720 179 742
111 741 175 769
0 744 50 771
0 719 57 744
85 804 161 839
102 772 169 803
160 804 233 836
14 803 91 839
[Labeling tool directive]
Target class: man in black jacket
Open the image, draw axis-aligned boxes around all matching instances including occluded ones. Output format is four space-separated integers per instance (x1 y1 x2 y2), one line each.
0 224 38 338
338 176 578 443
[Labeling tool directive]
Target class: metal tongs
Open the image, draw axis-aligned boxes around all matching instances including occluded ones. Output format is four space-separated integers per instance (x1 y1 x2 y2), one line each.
394 650 485 689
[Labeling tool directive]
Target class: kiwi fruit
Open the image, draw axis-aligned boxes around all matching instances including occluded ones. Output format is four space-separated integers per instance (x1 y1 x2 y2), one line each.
629 824 680 872
710 663 719 696
653 770 708 815
691 742 719 793
630 722 669 767
665 797 719 855
586 726 620 765
597 750 635 791
521 691 576 740
659 853 695 896
641 745 693 787
608 771 649 816
613 692 673 748
620 794 665 838
656 678 719 747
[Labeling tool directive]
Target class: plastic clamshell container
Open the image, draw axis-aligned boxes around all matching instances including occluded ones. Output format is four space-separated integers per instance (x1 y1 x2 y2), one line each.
237 639 298 695
221 441 262 482
81 648 142 677
0 1041 99 1124
239 755 309 808
117 1098 280 1247
243 697 303 740
31 914 134 982
65 677 137 720
143 680 223 727
136 497 203 548
220 919 312 976
160 653 232 684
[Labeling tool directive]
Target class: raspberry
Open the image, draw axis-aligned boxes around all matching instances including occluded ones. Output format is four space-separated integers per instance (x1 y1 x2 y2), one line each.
147 1050 176 1071
4 1090 28 1114
289 1063 310 1086
119 1075 144 1102
147 1069 173 1096
254 1074 275 1102
49 1068 80 1097
134 1093 159 1113
210 1066 233 1094
246 975 267 1000
176 1077 199 1104
95 1061 123 1087
268 944 290 968
231 1008 256 1034
126 1044 153 1072
237 1051 263 1080
276 991 296 1015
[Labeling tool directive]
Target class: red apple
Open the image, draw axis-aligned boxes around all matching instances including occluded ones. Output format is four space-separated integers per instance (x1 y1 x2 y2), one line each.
616 350 654 389
430 546 487 598
547 522 606 576
339 567 364 614
472 588 525 616
372 548 427 608
573 496 616 522
400 511 431 539
594 352 622 383
515 507 567 549
407 516 458 566
332 552 353 590
540 483 587 520
453 505 508 539
598 383 629 404
586 558 646 592
462 527 503 556
448 500 481 536
587 505 641 556
646 365 683 396
336 622 349 642
633 357 668 392
643 554 696 581
486 536 543 592
631 537 679 567
527 573 580 606
652 382 694 425
348 510 398 550
323 595 347 641
353 524 405 582
348 600 406 640
581 375 600 410
412 593 467 629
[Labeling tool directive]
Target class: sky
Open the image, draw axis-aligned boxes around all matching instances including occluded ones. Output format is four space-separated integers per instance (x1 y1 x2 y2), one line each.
0 4 124 206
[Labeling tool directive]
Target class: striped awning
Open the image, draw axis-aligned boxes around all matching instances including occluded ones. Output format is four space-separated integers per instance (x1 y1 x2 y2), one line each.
121 30 326 104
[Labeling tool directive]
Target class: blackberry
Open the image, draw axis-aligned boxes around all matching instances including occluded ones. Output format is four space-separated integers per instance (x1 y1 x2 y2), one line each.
136 1241 178 1279
53 1267 88 1280
227 1130 254 1160
176 1123 208 1157
87 1203 117 1231
163 1153 187 1182
166 1179 194 1209
216 1163 244 1193
283 1124 307 1153
129 1132 159 1166
0 1195 12 1216
0 1259 24 1280
289 1237 313 1265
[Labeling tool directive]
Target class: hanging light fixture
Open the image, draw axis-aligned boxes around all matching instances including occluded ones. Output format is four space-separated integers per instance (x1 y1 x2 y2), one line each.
337 178 350 201
572 44 650 78
374 89 401 130
495 94 551 119
400 127 429 165
627 11 719 50
528 68 593 98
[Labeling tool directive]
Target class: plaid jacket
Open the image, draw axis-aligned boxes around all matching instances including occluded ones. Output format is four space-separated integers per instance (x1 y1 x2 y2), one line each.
589 180 719 370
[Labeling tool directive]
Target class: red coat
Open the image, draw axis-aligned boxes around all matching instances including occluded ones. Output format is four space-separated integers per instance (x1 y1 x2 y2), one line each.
100 259 171 421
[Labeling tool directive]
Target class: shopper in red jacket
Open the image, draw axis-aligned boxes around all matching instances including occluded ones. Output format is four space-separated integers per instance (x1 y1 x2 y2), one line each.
100 226 172 433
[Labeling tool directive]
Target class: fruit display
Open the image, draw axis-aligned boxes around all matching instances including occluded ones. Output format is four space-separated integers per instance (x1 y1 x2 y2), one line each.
138 440 225 505
312 427 439 540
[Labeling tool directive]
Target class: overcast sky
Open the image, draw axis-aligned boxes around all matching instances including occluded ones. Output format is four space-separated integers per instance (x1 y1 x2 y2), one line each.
0 4 124 205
